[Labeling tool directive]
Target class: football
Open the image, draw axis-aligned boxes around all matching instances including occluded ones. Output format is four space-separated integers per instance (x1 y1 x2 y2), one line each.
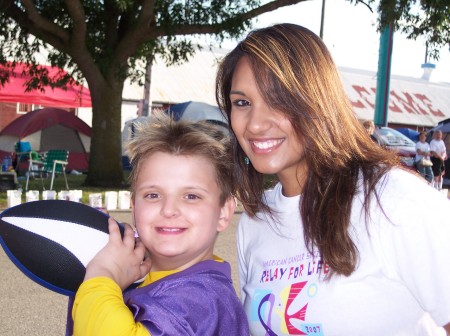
0 200 135 296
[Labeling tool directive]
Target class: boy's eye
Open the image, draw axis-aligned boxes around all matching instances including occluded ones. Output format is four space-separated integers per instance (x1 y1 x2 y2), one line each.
185 193 200 200
145 193 159 199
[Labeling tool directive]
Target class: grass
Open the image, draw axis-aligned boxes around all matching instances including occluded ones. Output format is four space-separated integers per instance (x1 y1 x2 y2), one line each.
0 173 131 209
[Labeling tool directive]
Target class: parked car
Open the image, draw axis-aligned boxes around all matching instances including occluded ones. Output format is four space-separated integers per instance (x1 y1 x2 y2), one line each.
374 127 417 169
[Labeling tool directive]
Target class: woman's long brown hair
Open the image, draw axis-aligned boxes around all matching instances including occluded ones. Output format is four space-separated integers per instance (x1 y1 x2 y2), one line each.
216 24 400 277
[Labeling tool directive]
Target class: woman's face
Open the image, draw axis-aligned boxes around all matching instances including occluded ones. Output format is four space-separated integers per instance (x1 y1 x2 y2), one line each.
229 56 307 195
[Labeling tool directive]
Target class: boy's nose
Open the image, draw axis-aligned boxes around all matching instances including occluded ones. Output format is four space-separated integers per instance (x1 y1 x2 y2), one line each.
160 198 180 217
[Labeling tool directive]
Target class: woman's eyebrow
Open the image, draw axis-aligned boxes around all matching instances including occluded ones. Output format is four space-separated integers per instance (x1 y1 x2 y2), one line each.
230 90 246 96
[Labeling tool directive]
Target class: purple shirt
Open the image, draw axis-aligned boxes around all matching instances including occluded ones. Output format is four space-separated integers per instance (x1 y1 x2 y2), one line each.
123 260 249 335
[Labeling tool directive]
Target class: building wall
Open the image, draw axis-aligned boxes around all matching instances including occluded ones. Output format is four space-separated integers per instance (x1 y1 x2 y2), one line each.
0 103 74 132
0 102 22 130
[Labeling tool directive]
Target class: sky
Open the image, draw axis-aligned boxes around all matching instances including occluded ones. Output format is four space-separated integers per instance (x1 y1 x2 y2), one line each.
222 0 450 84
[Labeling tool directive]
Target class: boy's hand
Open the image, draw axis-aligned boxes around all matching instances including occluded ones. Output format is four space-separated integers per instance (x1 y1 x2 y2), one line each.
84 218 152 290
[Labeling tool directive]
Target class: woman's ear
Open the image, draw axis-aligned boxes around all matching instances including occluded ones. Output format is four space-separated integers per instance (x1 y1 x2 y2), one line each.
217 196 237 232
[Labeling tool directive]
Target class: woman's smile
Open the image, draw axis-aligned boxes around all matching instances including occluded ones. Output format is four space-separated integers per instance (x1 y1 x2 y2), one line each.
249 138 284 152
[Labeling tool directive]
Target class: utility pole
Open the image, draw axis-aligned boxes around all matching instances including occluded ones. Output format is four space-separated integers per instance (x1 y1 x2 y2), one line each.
141 54 154 117
319 0 326 39
373 9 394 127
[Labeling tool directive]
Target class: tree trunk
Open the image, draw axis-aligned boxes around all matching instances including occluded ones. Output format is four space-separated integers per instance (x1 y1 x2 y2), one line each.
84 78 126 188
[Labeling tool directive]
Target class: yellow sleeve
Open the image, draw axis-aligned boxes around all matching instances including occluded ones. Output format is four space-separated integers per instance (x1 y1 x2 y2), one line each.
72 277 151 336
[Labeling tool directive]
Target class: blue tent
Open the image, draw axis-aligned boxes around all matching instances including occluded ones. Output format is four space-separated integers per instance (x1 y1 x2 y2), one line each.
164 101 229 135
165 101 227 126
396 128 420 142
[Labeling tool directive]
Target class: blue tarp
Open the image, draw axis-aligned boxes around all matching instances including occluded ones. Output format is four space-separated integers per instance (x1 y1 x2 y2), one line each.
396 128 420 142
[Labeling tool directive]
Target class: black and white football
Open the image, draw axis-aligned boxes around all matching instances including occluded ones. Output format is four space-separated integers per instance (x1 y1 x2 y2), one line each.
0 200 128 296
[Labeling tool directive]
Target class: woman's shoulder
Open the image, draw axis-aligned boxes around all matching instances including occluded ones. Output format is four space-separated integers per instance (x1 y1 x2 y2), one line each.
378 168 448 206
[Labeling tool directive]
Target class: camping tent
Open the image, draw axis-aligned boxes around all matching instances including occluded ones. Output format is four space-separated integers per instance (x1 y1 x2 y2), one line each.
0 62 91 107
0 108 92 171
121 101 229 168
165 101 229 135
165 101 228 124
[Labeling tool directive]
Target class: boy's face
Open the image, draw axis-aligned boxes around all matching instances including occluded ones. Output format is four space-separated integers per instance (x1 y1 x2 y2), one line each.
132 152 235 272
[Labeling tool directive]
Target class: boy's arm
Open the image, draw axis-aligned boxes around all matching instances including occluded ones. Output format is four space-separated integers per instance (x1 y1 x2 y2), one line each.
72 218 152 336
72 277 150 336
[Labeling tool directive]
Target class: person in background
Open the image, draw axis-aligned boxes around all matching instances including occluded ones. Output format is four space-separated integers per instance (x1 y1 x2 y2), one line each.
362 119 379 144
216 23 450 335
430 130 447 191
71 113 249 335
415 131 434 183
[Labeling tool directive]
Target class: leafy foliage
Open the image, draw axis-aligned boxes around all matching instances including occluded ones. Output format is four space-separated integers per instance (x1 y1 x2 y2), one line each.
349 0 449 60
0 0 448 187
0 0 265 88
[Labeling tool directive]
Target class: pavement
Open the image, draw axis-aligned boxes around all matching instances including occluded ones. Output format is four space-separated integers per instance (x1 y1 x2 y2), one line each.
0 209 242 336
1 190 448 335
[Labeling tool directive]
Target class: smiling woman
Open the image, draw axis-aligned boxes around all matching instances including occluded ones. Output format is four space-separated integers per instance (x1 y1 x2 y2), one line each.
216 23 450 335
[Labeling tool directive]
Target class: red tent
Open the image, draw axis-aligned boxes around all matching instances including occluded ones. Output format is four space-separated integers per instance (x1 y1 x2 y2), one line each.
0 108 92 172
0 62 91 108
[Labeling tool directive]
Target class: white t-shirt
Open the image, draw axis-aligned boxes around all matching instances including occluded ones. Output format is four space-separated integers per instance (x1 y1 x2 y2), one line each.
416 141 431 162
237 168 450 336
430 139 447 159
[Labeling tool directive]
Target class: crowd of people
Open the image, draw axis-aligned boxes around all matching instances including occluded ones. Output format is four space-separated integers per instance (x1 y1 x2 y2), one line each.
410 128 447 190
363 120 447 190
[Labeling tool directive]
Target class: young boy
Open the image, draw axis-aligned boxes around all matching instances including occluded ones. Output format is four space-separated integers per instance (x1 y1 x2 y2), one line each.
71 114 249 335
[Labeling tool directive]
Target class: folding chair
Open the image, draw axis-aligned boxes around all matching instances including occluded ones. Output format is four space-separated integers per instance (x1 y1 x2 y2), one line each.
25 149 69 191
14 141 42 175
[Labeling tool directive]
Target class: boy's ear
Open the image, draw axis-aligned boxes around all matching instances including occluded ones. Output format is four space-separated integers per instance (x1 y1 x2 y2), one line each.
130 198 136 223
217 196 236 232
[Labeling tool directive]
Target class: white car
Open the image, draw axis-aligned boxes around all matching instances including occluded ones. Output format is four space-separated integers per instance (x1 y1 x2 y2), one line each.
374 127 417 169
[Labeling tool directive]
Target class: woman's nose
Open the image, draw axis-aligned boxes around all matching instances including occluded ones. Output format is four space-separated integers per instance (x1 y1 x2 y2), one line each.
246 105 272 134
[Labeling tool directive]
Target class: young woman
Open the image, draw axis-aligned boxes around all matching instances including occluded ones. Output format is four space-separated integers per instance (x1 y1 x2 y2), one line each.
415 131 434 183
216 23 450 335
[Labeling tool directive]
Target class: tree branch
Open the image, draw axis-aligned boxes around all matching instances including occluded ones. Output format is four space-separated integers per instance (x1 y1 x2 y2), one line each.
150 0 307 37
21 0 69 45
114 0 157 63
64 0 87 49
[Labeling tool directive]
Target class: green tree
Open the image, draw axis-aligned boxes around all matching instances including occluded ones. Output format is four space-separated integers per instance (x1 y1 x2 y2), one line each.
351 0 449 60
0 0 448 187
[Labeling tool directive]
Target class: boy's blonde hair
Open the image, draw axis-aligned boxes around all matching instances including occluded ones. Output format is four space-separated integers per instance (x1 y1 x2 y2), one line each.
126 112 233 205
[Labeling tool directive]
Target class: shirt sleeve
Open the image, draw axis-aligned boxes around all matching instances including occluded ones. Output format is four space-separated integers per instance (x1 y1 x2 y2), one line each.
72 277 151 336
378 179 450 327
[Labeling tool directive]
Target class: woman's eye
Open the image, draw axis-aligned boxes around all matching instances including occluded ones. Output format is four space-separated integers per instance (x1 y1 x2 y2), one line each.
231 99 250 107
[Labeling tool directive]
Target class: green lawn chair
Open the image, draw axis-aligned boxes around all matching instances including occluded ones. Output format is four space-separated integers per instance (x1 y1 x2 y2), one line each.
25 149 69 191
